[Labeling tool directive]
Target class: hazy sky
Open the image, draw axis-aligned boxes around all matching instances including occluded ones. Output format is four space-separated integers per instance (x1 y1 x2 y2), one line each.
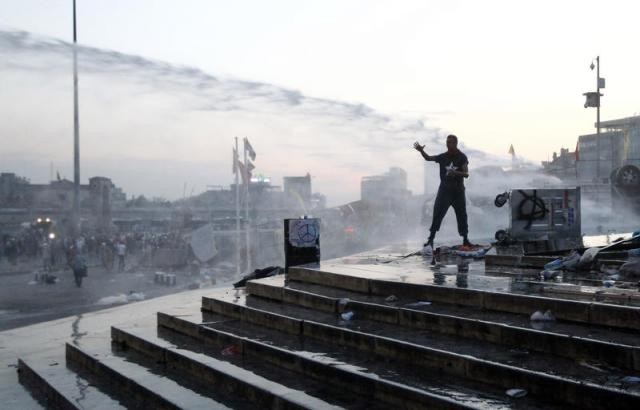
1 0 639 204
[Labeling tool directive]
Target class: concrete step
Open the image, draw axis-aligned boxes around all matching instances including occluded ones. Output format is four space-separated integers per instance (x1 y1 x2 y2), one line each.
246 276 640 371
65 342 231 409
201 292 640 410
18 355 126 410
287 266 640 331
157 310 509 410
110 324 347 410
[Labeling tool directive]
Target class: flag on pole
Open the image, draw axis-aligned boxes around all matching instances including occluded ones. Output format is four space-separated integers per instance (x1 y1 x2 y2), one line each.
508 144 515 157
244 138 256 161
232 147 238 174
237 160 254 185
246 159 255 174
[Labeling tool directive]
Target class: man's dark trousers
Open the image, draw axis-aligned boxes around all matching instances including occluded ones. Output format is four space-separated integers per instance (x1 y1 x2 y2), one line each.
429 186 468 237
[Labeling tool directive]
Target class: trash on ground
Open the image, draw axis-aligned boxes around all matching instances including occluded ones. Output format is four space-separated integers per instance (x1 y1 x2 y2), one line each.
505 388 527 398
96 294 129 306
540 269 560 281
544 258 563 271
127 291 146 302
385 295 398 303
579 247 600 267
602 280 616 288
340 311 354 321
221 345 240 356
620 258 640 278
96 292 146 306
579 361 606 373
233 266 282 288
530 310 555 321
452 244 492 258
561 250 581 271
621 376 640 383
509 348 529 357
627 248 640 257
405 301 432 308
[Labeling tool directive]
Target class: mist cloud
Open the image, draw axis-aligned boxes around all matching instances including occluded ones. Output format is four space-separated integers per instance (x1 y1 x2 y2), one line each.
0 29 518 205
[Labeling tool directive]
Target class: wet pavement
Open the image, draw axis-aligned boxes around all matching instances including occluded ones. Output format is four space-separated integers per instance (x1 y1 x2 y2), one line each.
316 242 640 306
2 238 640 409
0 286 228 409
0 263 217 331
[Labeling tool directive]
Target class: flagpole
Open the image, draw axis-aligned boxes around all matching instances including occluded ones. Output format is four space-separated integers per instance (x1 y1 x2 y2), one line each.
244 138 251 272
72 0 81 236
234 137 240 276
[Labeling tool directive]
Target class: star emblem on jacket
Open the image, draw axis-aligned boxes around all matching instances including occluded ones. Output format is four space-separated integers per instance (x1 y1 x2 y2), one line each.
445 162 457 176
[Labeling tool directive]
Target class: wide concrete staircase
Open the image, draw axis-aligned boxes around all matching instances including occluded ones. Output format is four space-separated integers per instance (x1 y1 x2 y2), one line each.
18 265 640 409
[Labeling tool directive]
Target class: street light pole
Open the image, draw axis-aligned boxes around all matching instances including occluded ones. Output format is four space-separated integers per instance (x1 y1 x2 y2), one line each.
72 0 81 236
596 56 600 135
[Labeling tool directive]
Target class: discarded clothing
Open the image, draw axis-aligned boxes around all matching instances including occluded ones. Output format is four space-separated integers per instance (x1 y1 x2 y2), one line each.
233 266 282 288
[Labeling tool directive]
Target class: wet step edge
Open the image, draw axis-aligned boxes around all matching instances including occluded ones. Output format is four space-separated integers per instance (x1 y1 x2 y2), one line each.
18 357 126 410
65 342 229 410
157 311 482 410
202 294 640 410
246 279 640 372
110 325 343 410
287 267 640 331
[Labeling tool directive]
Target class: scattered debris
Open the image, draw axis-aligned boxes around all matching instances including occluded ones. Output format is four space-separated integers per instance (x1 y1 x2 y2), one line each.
154 271 177 286
621 376 640 384
405 301 432 308
340 311 354 321
221 345 240 356
540 269 560 281
561 250 581 271
509 348 529 357
579 361 606 373
505 388 527 398
95 292 146 306
620 258 640 279
127 291 146 302
530 310 555 321
602 280 615 288
543 258 563 271
579 247 600 268
233 266 282 288
385 295 398 303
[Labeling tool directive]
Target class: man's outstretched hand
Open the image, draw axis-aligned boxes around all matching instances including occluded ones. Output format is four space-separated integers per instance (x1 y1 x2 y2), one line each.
413 142 425 152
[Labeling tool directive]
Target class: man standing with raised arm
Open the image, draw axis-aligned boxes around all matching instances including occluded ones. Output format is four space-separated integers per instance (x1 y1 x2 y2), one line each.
414 134 471 248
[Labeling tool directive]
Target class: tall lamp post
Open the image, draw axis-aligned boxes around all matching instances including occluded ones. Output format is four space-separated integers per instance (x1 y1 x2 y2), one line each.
72 0 81 235
583 56 605 182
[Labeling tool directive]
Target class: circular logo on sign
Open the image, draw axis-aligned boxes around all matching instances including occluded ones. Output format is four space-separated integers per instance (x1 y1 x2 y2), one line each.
297 223 318 243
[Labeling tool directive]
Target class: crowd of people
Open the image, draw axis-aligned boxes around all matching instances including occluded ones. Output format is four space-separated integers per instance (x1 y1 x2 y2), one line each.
1 228 192 278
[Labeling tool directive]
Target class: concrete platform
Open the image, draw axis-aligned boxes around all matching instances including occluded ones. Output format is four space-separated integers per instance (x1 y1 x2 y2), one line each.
2 244 640 409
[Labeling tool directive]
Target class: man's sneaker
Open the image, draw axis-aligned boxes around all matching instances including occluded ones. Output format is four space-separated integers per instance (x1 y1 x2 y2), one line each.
462 238 472 247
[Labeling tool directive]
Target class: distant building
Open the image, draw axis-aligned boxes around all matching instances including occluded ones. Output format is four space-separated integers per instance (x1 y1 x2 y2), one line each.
541 147 577 181
0 173 127 232
361 167 411 204
283 173 312 210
